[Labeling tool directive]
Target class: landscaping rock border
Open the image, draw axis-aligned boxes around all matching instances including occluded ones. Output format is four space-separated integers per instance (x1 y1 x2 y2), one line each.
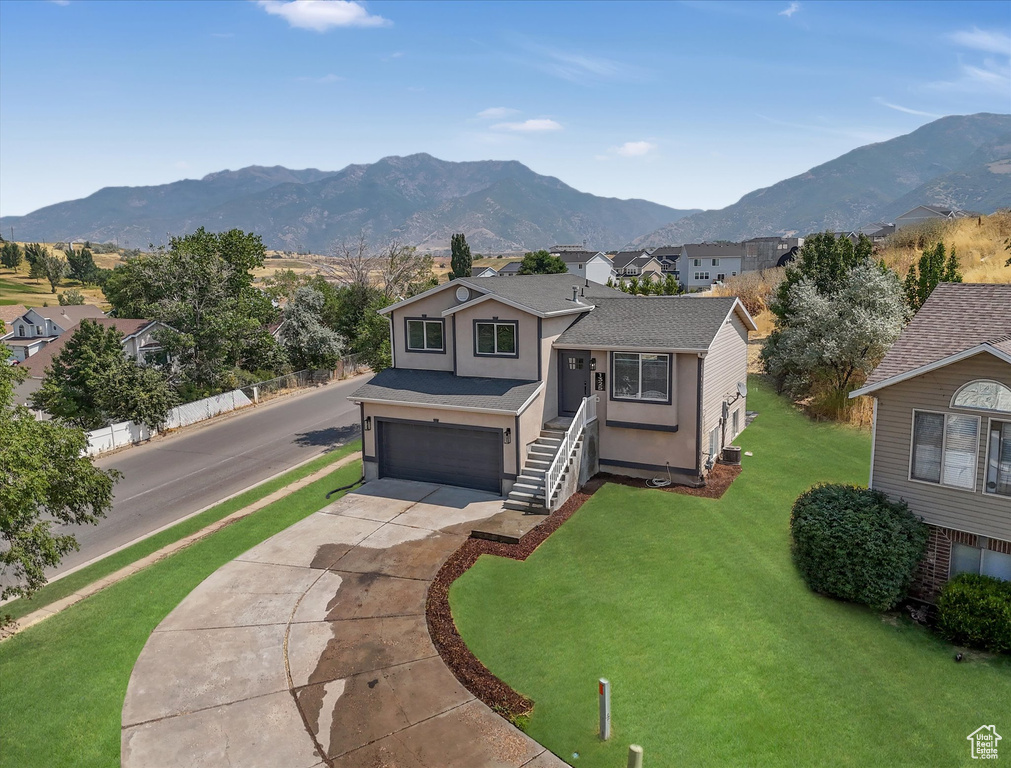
426 477 606 719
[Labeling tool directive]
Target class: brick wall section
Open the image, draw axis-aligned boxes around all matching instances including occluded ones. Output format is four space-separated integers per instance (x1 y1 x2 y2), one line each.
911 525 1011 600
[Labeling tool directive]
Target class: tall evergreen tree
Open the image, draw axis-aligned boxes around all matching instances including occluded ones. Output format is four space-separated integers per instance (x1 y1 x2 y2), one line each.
904 241 962 311
449 233 472 279
0 241 23 271
67 246 100 284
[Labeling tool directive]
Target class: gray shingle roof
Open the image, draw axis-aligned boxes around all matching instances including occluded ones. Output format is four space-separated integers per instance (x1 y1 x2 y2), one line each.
682 243 746 258
551 250 605 263
461 273 627 315
497 261 523 274
649 246 682 259
350 369 541 412
610 251 651 269
863 283 1011 388
555 296 739 351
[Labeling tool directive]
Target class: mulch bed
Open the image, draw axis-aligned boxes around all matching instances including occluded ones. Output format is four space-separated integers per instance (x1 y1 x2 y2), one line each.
598 461 741 499
426 478 606 718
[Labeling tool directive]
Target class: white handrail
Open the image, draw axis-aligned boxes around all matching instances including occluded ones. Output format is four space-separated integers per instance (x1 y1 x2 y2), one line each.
544 395 597 510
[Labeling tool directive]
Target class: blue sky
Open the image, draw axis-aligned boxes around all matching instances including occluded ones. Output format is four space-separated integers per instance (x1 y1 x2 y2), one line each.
1 0 1009 217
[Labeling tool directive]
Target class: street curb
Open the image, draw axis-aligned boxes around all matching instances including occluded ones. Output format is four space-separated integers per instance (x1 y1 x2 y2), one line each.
2 452 362 640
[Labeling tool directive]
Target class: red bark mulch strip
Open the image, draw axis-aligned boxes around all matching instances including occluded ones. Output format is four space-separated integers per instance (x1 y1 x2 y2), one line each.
598 461 742 499
426 478 606 718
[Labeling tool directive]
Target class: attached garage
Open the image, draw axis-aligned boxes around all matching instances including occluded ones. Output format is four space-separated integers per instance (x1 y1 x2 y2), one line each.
376 419 503 494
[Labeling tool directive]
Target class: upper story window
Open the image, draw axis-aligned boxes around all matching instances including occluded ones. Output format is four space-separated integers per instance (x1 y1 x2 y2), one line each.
36 325 43 335
475 320 517 357
692 258 702 267
405 318 444 353
577 263 583 269
712 258 720 266
18 325 25 337
612 352 670 403
911 410 979 490
986 420 1011 497
952 380 1011 413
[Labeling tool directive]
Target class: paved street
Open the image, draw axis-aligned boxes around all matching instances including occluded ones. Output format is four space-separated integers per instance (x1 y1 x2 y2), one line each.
50 374 370 578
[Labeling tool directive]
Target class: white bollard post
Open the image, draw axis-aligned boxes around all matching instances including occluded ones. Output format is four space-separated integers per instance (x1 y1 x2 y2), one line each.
627 744 643 768
598 678 611 741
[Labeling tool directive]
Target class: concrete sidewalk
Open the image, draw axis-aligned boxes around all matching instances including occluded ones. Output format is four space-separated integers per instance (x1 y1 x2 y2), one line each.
121 479 568 768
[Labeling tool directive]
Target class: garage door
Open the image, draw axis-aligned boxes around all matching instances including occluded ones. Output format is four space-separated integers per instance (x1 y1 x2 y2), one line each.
377 420 503 494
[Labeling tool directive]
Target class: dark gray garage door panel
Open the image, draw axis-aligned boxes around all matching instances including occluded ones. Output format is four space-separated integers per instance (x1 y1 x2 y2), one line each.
377 420 502 494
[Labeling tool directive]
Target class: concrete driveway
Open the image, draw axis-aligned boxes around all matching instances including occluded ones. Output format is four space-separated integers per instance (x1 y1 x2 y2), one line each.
121 479 567 768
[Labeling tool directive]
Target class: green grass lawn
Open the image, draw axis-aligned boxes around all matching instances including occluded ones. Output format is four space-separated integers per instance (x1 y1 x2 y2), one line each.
451 380 1011 767
0 459 363 768
3 441 360 621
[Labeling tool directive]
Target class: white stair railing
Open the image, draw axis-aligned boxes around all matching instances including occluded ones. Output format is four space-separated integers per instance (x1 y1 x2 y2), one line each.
544 395 597 510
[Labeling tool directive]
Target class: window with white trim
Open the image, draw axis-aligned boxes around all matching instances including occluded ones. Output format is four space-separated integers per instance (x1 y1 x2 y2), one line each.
712 258 720 267
732 409 740 439
692 258 702 267
612 352 670 402
694 271 710 281
910 410 979 490
951 542 1011 582
985 420 1011 497
716 273 726 281
952 380 1011 413
475 321 516 356
406 319 444 352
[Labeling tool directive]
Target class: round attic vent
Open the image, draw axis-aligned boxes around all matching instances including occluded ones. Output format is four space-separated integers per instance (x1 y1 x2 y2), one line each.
455 286 470 302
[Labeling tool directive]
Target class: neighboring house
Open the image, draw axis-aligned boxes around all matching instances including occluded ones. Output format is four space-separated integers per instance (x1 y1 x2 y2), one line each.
742 237 804 271
474 266 499 278
348 274 755 511
5 304 107 362
13 317 169 406
497 261 523 277
850 283 1011 598
895 206 971 230
680 244 744 289
649 246 682 277
611 251 666 281
549 249 615 285
1 305 28 361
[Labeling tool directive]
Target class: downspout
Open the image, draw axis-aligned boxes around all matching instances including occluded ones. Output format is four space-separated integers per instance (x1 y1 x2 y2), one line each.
695 354 704 483
452 315 458 375
388 315 395 369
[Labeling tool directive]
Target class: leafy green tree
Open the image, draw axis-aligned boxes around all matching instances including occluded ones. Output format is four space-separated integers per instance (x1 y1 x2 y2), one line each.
24 243 47 283
58 288 86 306
662 273 683 295
281 286 345 370
30 319 176 431
104 228 281 391
761 261 908 414
67 246 100 284
771 232 872 323
0 356 119 600
1 241 23 271
903 241 962 311
449 233 472 279
518 249 567 275
39 250 68 293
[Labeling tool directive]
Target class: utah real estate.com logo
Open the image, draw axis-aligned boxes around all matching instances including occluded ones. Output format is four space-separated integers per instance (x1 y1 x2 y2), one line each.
967 725 1001 760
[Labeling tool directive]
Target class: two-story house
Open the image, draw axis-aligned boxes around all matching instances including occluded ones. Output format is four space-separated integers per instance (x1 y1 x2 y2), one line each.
349 274 755 511
5 304 107 361
850 283 1011 598
549 249 615 285
611 251 666 281
680 244 744 289
649 246 682 278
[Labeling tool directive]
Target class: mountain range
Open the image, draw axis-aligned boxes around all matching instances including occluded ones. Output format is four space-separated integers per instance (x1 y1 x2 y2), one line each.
2 113 1009 254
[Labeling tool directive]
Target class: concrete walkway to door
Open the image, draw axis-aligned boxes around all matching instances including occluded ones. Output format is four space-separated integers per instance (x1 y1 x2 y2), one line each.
121 479 568 768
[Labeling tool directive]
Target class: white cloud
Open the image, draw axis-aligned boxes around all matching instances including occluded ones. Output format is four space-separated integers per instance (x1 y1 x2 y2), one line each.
949 27 1011 56
926 59 1011 95
492 119 563 133
615 141 657 157
873 98 941 119
778 2 800 18
477 107 520 120
257 0 390 31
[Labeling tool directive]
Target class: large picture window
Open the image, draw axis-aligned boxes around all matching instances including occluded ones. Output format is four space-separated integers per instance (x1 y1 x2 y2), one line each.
612 352 670 402
910 410 980 490
951 542 1011 582
475 321 517 356
985 420 1011 497
405 319 444 352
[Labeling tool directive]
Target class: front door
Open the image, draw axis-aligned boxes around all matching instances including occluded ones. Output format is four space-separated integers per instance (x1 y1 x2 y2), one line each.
559 350 590 416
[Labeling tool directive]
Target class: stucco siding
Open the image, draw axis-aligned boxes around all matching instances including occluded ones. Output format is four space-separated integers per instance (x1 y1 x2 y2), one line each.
454 299 540 380
870 353 1011 541
701 313 749 465
389 292 457 372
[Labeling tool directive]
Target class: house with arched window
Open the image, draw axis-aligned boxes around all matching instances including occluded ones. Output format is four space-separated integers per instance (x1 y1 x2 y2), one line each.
851 283 1011 598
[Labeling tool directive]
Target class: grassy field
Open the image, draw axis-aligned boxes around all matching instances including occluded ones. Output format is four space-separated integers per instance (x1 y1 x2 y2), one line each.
0 458 363 768
451 380 1010 767
2 441 360 621
0 267 108 308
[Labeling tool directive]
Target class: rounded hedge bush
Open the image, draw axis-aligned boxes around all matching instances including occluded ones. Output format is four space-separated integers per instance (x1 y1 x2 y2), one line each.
790 483 929 611
936 574 1011 654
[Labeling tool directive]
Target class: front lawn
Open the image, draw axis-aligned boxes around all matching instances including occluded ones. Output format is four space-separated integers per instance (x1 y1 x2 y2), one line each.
451 379 1010 767
0 460 362 768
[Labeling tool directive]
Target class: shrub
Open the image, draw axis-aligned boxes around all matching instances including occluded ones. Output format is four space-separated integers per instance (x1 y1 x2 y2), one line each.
936 574 1011 654
790 484 929 611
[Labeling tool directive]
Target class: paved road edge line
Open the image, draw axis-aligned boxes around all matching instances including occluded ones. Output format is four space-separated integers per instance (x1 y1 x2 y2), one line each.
2 452 363 640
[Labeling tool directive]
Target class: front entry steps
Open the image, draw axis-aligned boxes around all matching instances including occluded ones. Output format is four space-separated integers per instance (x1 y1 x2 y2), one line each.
504 426 578 514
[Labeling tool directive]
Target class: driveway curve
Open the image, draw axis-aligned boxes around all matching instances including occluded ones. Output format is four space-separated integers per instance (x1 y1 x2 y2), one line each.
121 479 566 768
